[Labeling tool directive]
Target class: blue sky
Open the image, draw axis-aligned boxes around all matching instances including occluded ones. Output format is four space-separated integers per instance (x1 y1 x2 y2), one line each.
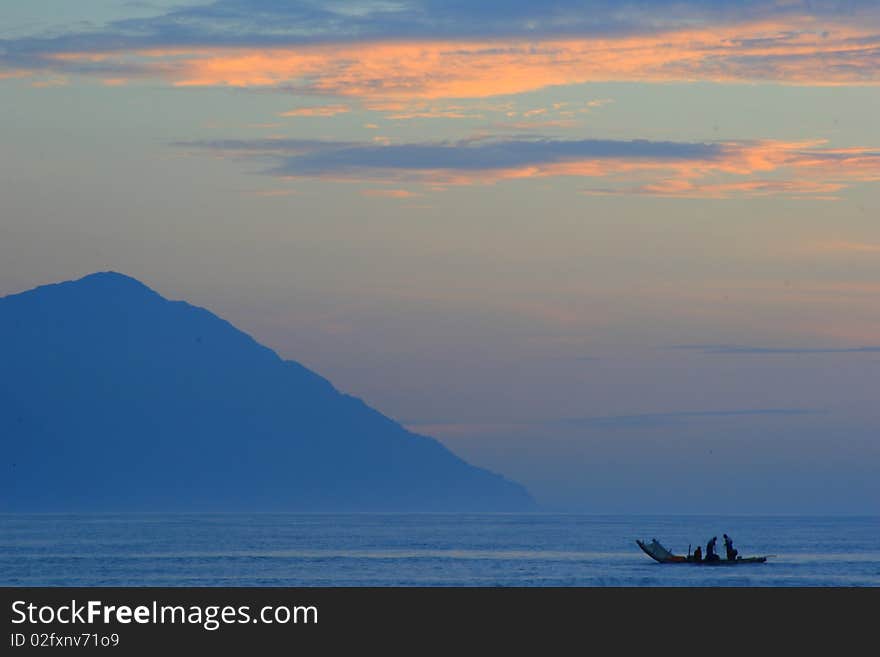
1 0 879 512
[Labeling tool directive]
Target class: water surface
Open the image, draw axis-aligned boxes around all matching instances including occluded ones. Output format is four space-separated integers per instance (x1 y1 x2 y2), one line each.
2 514 877 586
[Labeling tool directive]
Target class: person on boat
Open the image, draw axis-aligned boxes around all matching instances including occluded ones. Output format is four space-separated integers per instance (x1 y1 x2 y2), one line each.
692 545 702 562
705 536 720 562
723 534 738 561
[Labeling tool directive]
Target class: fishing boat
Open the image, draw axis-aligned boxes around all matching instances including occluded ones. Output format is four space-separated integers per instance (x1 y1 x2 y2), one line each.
636 538 768 565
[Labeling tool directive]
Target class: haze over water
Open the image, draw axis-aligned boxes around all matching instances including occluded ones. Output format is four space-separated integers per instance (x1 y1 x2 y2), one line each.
3 515 878 587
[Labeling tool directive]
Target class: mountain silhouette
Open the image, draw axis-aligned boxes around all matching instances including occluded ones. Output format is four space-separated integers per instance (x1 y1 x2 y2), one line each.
0 272 533 511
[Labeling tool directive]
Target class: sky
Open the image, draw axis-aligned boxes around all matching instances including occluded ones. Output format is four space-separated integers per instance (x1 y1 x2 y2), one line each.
1 0 879 513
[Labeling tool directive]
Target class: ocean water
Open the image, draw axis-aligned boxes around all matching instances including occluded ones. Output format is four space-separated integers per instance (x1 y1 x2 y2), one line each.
1 514 877 587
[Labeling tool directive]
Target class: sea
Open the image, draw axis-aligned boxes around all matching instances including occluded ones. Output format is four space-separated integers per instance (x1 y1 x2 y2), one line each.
1 514 877 587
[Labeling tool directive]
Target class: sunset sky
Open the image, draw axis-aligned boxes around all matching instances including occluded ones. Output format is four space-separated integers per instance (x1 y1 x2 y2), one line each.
2 1 878 512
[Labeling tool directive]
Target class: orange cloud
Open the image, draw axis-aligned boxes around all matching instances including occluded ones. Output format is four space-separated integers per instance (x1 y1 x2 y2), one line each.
30 77 69 87
0 70 31 80
35 19 880 103
385 110 482 119
492 120 579 130
438 142 875 196
279 104 350 117
178 136 880 198
402 141 879 193
366 100 511 119
590 179 847 200
360 189 419 198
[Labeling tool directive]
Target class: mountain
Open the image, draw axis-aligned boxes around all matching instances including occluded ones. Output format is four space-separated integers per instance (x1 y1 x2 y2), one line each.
0 272 533 511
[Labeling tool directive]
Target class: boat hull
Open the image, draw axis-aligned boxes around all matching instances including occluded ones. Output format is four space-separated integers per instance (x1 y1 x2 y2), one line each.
636 540 768 565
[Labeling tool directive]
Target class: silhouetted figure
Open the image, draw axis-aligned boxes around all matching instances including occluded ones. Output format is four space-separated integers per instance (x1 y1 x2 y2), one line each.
705 536 720 562
692 545 702 562
723 534 738 561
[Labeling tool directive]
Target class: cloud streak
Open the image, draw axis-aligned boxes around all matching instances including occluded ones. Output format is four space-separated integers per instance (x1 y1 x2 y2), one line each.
406 407 823 436
555 408 823 428
360 189 419 199
173 135 880 197
278 104 350 117
2 2 879 101
673 344 880 355
809 241 880 254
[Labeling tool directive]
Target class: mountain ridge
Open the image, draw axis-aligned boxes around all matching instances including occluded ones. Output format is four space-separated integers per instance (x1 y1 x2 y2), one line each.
0 272 534 511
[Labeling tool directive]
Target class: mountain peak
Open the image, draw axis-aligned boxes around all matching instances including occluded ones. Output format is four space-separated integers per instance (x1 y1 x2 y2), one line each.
64 270 160 297
0 273 534 512
2 270 161 305
78 270 149 286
